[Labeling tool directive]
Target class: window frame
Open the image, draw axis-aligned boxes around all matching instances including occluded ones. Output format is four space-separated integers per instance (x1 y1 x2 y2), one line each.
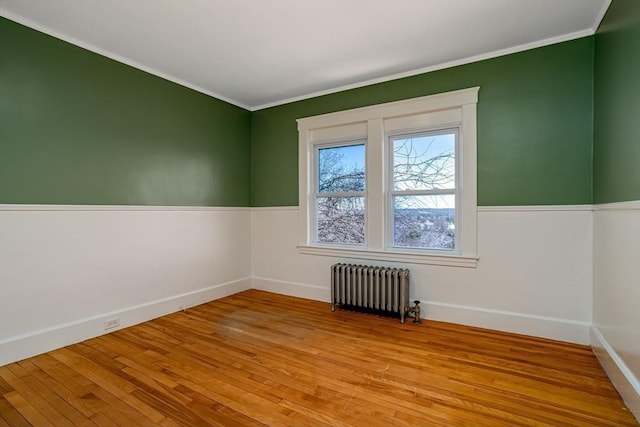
297 87 479 267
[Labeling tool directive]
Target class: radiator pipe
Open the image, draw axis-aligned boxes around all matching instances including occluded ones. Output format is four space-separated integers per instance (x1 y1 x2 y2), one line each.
407 300 422 324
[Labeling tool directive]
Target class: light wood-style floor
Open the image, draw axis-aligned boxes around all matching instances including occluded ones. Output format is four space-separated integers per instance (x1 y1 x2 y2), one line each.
0 290 636 426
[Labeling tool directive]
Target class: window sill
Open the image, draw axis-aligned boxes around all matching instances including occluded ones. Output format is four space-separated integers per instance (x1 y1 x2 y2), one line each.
297 245 478 268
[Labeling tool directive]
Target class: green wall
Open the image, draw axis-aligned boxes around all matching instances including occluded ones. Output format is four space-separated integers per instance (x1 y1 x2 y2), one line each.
251 38 594 207
1 16 598 208
594 0 640 203
0 17 251 206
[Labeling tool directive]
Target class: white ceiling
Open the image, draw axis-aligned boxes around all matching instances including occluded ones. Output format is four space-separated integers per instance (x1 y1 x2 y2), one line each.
0 0 610 110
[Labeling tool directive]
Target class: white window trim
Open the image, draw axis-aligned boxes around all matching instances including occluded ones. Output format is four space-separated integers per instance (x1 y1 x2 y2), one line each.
297 87 479 268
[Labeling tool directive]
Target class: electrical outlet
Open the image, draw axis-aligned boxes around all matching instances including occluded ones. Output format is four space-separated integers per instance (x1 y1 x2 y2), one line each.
104 317 120 330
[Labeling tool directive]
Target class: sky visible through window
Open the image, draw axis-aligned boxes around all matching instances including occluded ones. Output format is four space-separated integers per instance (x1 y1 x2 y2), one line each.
322 144 365 171
318 135 455 208
317 143 365 193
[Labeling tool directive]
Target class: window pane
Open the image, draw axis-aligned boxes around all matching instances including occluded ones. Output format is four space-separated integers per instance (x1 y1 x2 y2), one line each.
393 133 455 191
318 144 365 193
393 195 455 250
316 197 364 244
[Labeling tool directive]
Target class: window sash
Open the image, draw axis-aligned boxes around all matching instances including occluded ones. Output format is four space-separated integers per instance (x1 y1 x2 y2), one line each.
312 140 367 246
387 128 460 251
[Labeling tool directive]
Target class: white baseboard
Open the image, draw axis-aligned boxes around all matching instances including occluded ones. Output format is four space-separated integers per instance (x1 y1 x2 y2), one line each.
0 274 593 367
252 277 330 302
0 278 251 366
248 277 589 344
422 301 591 344
591 327 640 422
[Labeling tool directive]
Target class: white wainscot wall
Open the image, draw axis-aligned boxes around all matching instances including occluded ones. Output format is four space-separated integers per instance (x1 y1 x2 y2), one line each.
592 201 640 421
0 205 252 366
251 206 593 344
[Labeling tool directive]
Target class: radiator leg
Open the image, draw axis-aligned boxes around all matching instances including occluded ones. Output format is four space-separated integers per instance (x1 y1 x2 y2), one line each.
400 273 407 324
331 266 335 312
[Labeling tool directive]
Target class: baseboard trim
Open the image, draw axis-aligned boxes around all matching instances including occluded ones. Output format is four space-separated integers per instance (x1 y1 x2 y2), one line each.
422 300 591 344
251 277 330 302
0 278 251 366
0 274 595 366
591 327 640 422
248 277 589 344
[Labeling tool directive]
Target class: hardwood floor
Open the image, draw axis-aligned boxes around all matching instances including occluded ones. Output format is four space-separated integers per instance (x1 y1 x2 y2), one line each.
0 290 636 426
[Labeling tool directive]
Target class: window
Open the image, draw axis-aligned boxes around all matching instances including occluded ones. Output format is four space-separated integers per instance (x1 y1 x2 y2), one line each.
390 129 458 251
315 142 366 245
298 88 478 267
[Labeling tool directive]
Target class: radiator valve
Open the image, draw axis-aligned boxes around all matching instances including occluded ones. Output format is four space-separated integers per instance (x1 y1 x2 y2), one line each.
407 300 422 324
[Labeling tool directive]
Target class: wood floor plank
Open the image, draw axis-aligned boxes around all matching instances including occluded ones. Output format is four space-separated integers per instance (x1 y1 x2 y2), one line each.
50 348 168 426
0 290 637 426
2 391 50 427
11 360 96 427
0 397 31 427
0 365 76 427
27 354 108 420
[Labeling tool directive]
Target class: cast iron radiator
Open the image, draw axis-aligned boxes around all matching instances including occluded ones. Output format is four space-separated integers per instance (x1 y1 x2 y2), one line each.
331 263 412 323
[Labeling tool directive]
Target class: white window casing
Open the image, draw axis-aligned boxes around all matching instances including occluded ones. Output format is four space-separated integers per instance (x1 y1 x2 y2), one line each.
297 87 479 267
